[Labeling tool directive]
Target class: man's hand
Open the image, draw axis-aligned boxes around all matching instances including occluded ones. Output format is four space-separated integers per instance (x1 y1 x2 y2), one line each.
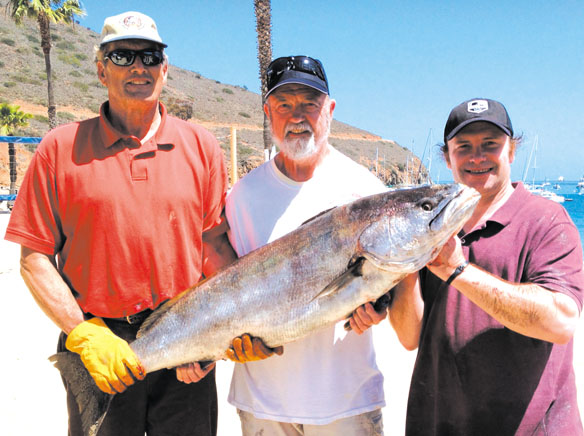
347 301 388 335
176 361 216 384
226 333 284 363
427 235 467 282
65 318 145 394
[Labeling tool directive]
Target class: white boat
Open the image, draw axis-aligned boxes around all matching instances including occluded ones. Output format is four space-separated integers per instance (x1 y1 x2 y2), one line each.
525 184 565 203
577 177 584 195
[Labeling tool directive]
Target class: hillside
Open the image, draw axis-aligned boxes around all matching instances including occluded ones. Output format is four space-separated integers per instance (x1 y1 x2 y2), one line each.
0 3 426 187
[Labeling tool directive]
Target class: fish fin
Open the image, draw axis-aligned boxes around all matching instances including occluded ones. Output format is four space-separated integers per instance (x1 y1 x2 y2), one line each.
311 257 365 302
300 206 336 226
49 352 113 436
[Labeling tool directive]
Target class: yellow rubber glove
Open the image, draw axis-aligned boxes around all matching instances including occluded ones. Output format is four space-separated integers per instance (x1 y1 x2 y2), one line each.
226 333 284 363
66 318 145 394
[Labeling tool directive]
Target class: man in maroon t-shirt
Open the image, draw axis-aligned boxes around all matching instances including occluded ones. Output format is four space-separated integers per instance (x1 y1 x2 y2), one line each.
390 98 583 435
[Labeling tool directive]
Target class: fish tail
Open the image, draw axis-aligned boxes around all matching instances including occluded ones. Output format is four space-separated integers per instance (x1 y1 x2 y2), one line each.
49 351 113 436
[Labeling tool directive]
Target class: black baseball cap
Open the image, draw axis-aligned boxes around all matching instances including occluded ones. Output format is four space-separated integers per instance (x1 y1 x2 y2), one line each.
265 56 329 99
444 98 513 144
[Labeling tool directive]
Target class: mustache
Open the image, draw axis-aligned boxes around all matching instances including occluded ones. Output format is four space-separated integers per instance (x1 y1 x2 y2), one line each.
285 122 313 135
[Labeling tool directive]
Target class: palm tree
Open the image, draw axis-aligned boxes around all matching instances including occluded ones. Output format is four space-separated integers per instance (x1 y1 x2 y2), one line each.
6 0 85 130
0 103 32 197
254 0 273 159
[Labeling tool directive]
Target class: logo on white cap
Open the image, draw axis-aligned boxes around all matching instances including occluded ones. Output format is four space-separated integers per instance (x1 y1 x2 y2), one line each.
467 100 489 113
121 15 144 30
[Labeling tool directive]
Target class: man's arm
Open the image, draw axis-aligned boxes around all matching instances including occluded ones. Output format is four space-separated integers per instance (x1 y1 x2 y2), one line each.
388 273 424 350
429 236 580 344
20 246 84 334
20 246 145 393
201 220 237 277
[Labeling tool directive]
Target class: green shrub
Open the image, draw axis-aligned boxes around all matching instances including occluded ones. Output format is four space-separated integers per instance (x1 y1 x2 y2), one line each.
58 112 76 121
238 112 251 118
39 72 57 81
58 53 81 67
69 70 82 77
1 38 15 46
87 103 100 114
52 34 60 41
164 97 193 120
0 61 4 68
74 53 88 61
3 82 16 88
11 74 42 85
72 81 89 92
26 34 40 43
56 40 75 50
16 47 28 54
34 114 49 123
222 88 234 95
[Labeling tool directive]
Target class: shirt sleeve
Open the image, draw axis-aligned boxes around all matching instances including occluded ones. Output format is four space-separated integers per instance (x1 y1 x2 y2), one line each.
4 138 62 255
526 208 584 311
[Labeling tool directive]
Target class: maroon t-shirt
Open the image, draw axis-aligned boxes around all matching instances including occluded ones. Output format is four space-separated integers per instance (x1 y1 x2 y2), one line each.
407 182 584 436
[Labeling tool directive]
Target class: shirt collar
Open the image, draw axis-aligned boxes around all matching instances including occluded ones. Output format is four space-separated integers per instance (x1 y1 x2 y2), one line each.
487 181 528 227
98 101 170 148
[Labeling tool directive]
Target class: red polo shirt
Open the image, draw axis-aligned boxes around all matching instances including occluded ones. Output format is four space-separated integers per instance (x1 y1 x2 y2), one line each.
5 102 228 318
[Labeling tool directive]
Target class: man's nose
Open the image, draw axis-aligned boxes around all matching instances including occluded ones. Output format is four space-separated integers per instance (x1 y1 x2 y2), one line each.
130 55 147 72
469 147 485 161
290 105 306 121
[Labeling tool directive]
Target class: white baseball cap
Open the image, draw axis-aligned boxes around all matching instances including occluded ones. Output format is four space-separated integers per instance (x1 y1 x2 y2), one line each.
99 11 167 47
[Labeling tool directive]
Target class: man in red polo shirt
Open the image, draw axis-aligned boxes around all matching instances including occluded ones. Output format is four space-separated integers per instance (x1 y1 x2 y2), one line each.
4 11 235 436
390 98 583 435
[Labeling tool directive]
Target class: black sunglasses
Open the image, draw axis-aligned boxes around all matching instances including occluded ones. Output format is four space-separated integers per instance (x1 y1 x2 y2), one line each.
266 56 328 92
104 49 164 67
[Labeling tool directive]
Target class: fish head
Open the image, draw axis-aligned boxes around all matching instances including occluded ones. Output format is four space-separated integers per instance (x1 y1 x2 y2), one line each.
357 183 480 273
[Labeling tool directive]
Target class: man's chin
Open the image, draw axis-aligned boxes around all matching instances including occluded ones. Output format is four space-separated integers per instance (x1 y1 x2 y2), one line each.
279 138 317 160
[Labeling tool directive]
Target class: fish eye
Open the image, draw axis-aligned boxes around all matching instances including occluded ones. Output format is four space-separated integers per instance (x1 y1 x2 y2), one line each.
418 199 435 211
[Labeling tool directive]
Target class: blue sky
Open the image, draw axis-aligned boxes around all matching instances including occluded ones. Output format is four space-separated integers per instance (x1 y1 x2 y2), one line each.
79 1 584 182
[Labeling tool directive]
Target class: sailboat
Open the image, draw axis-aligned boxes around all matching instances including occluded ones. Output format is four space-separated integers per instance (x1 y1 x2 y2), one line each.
522 136 565 203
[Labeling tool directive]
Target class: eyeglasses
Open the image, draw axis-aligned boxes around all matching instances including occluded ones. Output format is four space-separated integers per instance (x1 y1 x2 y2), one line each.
266 56 328 93
104 49 164 67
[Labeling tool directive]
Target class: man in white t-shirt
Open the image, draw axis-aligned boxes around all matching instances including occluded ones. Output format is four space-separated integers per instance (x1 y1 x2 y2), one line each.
224 56 388 435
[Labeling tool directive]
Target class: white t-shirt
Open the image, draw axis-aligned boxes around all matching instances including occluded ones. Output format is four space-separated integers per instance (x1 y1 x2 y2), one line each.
225 145 388 424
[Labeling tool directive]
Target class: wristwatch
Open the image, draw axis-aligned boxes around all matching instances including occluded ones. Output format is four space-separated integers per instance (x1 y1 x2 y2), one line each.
445 260 469 286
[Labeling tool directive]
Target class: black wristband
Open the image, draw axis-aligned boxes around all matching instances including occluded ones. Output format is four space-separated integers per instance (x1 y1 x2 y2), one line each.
445 260 469 286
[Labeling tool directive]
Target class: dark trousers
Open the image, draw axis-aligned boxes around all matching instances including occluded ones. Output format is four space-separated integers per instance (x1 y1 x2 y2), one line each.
58 317 218 436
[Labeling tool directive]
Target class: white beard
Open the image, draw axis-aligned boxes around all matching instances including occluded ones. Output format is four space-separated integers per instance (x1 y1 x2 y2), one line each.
272 120 329 160
278 133 317 160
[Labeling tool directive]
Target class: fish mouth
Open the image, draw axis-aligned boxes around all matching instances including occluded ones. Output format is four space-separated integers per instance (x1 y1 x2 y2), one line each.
428 185 478 231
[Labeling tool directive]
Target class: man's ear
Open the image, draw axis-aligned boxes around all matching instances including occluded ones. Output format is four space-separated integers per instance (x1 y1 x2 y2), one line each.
328 99 336 117
97 61 107 86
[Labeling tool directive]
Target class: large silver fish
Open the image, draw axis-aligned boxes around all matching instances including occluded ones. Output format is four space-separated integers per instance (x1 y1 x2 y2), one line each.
52 183 479 436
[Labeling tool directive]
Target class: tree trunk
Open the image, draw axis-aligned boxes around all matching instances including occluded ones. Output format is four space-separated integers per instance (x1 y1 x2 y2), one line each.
9 141 16 197
38 13 57 130
254 0 273 157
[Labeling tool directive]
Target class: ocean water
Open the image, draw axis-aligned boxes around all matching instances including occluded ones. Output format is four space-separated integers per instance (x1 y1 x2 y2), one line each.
535 181 584 250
